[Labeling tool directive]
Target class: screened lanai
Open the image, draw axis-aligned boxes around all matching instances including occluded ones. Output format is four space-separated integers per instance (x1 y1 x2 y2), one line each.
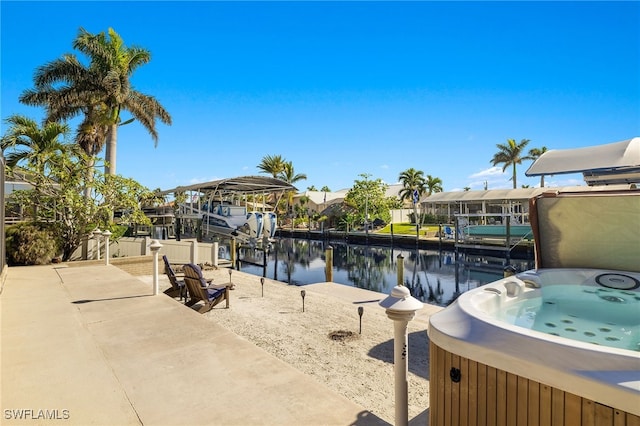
419 185 632 224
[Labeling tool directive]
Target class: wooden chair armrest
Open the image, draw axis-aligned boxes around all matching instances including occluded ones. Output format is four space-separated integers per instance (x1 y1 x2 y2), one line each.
205 283 230 290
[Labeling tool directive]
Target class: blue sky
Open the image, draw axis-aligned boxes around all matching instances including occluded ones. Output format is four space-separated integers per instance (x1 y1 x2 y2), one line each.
2 1 639 193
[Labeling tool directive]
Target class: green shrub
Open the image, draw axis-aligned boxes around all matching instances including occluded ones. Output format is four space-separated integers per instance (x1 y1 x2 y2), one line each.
6 223 59 265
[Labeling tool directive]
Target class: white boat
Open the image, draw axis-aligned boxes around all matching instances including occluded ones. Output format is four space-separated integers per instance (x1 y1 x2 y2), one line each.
261 212 278 239
156 176 295 245
201 202 261 239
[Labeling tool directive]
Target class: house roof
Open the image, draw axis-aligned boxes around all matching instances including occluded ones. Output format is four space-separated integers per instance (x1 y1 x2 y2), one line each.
296 190 348 205
421 184 633 204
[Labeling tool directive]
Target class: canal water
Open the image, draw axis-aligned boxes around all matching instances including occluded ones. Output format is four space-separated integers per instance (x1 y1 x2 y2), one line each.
234 238 534 307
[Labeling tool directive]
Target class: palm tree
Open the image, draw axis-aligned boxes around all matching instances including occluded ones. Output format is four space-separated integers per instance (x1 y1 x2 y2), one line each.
279 161 307 185
425 174 443 195
398 168 427 224
257 154 286 178
20 27 172 175
1 115 73 219
491 138 532 189
528 146 548 187
278 161 307 219
1 115 70 175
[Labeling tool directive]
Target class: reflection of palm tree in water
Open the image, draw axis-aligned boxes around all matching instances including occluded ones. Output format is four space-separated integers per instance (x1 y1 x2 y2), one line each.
404 275 427 300
403 249 442 302
425 274 445 305
275 238 320 285
344 245 390 292
277 239 296 285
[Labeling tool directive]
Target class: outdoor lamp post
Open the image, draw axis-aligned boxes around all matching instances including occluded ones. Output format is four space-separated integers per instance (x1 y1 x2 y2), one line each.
149 239 163 296
379 285 423 426
92 228 102 260
102 230 112 265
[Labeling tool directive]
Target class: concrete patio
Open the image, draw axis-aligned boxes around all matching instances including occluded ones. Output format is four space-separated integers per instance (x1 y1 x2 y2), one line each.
1 264 388 425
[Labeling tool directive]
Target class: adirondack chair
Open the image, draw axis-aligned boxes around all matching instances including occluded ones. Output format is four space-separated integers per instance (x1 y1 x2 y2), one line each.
182 263 230 313
163 255 186 300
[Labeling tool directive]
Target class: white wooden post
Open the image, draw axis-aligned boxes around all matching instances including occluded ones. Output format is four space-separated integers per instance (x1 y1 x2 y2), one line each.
191 240 198 264
149 239 163 296
212 242 219 267
102 230 112 265
92 228 102 260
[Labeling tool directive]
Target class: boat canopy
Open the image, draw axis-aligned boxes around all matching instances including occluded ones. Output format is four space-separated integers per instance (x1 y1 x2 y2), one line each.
525 137 640 186
156 175 297 197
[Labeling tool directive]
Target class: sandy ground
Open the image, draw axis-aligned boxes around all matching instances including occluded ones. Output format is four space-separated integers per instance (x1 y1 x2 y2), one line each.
143 267 439 425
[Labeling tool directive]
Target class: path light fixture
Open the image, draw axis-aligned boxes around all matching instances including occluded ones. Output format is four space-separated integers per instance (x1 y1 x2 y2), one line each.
261 277 265 297
101 230 112 265
379 285 423 426
149 239 163 296
358 306 364 334
300 289 306 312
92 228 102 260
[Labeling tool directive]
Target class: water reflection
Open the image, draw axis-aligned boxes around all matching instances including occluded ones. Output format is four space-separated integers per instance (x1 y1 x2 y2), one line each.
237 238 534 307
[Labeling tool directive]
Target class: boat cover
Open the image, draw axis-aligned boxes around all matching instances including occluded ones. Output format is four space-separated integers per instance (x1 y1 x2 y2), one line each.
525 137 640 186
155 175 297 197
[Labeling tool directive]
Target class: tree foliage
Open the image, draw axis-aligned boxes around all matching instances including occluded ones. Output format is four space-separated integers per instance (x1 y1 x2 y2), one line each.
4 118 153 261
398 168 427 202
344 174 401 227
398 168 427 225
425 174 443 195
0 115 71 173
491 138 532 189
6 223 59 265
257 154 286 178
528 146 548 187
19 27 172 175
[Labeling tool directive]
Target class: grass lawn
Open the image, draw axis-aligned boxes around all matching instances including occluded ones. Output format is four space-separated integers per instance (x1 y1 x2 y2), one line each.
377 223 441 237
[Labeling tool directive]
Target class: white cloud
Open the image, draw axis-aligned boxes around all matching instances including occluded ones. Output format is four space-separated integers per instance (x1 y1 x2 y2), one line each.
188 176 222 185
469 166 504 179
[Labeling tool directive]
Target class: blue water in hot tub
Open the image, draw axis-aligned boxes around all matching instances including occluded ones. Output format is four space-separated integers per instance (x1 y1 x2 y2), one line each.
498 284 640 351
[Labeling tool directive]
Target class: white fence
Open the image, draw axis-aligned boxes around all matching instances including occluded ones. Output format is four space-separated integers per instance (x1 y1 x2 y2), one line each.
72 237 221 266
389 208 413 224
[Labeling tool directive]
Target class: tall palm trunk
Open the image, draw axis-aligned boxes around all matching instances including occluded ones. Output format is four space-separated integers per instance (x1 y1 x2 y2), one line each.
105 123 118 175
84 156 96 199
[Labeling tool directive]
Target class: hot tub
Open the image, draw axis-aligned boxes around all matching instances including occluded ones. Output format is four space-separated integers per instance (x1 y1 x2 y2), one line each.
428 267 640 425
428 152 640 425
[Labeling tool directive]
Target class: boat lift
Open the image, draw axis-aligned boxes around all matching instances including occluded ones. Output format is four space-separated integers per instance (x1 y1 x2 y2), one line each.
154 176 297 245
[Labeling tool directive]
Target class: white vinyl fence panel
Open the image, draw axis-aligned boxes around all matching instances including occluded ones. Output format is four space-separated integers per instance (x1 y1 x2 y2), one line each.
70 237 219 266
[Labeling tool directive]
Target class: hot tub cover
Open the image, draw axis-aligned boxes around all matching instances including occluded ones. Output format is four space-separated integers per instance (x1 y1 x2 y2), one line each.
529 189 640 271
